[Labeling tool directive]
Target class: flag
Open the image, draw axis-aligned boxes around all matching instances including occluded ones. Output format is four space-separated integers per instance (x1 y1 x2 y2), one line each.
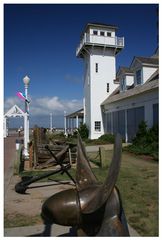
16 92 30 103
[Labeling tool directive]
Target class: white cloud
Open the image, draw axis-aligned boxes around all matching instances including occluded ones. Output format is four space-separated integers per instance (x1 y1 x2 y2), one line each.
4 97 24 113
4 96 83 116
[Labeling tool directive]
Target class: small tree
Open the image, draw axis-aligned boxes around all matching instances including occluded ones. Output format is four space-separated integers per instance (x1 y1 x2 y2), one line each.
127 121 159 160
78 123 89 139
132 121 148 145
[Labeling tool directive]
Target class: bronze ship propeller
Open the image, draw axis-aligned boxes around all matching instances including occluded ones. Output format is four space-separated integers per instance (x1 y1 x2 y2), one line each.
41 133 130 236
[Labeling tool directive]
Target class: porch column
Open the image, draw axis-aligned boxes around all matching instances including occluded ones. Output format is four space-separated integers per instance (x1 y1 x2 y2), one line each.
70 118 73 133
64 111 67 136
69 118 73 133
3 117 7 138
76 115 79 129
67 117 69 133
111 112 113 134
125 109 128 143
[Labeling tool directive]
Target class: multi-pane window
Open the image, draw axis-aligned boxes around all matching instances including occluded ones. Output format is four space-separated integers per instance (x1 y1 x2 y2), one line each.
95 121 101 132
107 83 109 92
93 30 98 35
95 63 98 73
136 69 142 85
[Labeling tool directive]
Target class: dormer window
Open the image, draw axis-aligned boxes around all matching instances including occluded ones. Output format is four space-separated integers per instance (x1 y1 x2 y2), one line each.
93 30 98 35
136 69 142 85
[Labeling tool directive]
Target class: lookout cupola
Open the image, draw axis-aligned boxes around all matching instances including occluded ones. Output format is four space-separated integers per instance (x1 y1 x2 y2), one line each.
76 23 124 57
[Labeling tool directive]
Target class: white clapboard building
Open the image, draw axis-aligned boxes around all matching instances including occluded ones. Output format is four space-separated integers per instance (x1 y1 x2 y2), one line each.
75 23 159 141
102 51 159 142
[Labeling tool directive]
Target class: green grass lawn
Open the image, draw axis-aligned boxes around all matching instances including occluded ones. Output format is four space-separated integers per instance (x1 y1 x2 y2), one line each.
121 155 158 236
88 150 159 236
19 150 158 236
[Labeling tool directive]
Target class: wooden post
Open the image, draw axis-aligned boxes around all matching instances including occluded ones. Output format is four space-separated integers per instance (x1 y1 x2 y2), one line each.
68 148 72 165
29 141 33 169
33 127 39 168
99 147 108 168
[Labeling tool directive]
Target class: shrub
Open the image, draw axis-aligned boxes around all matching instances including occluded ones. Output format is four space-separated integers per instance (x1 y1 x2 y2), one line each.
78 123 89 139
98 133 115 144
125 122 159 161
132 121 148 145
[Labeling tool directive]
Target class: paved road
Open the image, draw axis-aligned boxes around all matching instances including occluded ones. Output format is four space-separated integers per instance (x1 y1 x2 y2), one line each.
4 135 17 173
4 130 23 173
4 132 23 197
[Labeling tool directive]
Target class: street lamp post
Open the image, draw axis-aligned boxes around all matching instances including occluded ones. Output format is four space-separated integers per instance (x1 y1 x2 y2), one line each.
64 111 67 137
23 75 30 158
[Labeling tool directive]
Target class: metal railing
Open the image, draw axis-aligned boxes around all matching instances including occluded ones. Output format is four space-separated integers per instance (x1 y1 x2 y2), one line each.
76 33 124 56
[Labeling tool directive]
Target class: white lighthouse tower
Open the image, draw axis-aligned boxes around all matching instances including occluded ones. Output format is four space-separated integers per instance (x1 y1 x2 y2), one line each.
76 23 124 139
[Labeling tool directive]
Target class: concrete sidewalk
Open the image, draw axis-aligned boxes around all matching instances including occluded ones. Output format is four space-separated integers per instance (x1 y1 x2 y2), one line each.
5 223 140 237
5 224 74 237
4 136 17 192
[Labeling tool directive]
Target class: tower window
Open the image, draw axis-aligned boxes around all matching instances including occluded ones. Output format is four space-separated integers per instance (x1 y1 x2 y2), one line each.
95 121 101 132
93 30 98 35
100 31 105 36
107 83 110 92
107 32 112 37
95 63 98 73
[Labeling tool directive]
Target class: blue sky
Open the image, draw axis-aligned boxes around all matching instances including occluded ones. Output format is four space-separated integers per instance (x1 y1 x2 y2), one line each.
4 3 158 128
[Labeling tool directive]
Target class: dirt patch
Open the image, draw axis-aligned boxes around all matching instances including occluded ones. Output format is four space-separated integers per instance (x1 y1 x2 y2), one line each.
4 175 74 227
138 155 155 162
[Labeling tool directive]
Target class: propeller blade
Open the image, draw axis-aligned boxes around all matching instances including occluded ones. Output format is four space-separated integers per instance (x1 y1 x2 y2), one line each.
82 134 122 214
76 134 98 190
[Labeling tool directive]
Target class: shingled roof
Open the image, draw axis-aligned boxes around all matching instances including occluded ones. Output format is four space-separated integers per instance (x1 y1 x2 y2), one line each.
117 66 134 75
66 108 84 118
133 56 159 66
102 69 159 105
86 22 118 30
